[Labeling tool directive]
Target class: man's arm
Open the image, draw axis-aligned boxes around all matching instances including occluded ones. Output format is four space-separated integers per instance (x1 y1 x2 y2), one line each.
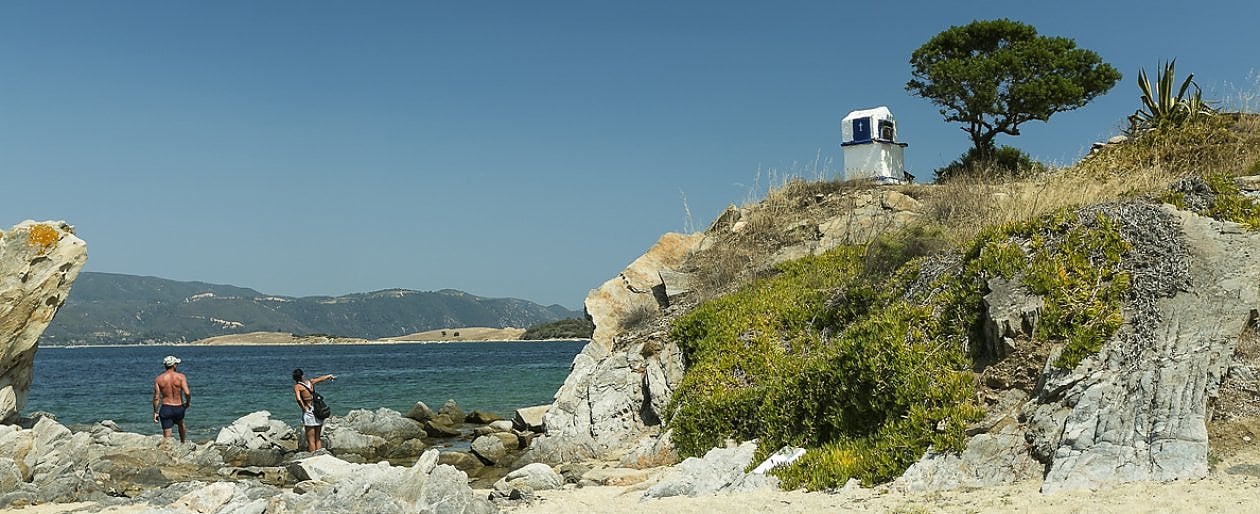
181 375 191 408
311 374 336 385
153 381 161 422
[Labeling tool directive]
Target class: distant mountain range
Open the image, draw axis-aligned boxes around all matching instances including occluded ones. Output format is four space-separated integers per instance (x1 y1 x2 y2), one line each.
41 272 583 345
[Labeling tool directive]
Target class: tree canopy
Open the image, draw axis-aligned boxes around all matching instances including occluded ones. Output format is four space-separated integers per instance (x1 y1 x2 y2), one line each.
907 19 1121 158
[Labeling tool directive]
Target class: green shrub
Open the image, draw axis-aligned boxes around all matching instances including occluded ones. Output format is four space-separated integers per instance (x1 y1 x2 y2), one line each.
934 146 1045 182
667 246 982 489
1202 173 1260 229
521 317 595 339
1160 172 1260 230
666 205 1134 489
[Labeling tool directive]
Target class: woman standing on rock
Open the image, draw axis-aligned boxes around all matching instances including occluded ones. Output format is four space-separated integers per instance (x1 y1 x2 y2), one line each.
292 368 334 451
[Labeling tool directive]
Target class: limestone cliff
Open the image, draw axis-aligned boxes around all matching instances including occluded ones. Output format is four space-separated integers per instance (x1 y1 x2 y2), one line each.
0 221 87 424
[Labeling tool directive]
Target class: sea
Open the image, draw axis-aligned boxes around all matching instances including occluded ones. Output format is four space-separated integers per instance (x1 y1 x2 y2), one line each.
23 341 587 442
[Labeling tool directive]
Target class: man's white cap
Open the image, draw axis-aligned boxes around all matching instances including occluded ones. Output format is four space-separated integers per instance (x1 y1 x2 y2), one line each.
163 355 181 367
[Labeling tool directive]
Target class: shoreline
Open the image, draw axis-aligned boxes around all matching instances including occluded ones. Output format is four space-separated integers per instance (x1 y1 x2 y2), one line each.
40 338 590 349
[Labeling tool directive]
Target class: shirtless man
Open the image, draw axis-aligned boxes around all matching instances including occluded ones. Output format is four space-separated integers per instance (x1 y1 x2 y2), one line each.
153 355 191 443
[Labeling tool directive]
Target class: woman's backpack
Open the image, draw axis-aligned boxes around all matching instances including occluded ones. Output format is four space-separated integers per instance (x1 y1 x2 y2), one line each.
302 383 332 419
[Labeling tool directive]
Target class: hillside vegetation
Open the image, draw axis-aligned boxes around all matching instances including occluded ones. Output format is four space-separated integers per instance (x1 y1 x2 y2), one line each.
662 110 1260 489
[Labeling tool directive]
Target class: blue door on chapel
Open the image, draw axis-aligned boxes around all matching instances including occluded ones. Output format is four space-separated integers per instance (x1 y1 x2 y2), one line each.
852 117 872 143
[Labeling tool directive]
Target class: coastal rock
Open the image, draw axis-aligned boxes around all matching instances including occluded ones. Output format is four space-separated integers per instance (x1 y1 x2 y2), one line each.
513 405 548 433
465 410 503 424
981 277 1043 361
581 467 650 486
618 430 678 469
0 220 88 424
439 399 465 422
894 427 1043 491
482 419 515 435
528 330 685 465
471 434 510 465
491 462 563 498
215 411 291 451
405 401 436 422
642 441 779 499
324 431 388 461
423 415 462 437
288 454 362 483
332 407 427 441
438 451 485 473
284 451 492 513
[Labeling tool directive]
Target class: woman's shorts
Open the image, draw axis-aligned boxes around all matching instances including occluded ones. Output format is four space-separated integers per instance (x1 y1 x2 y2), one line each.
302 410 322 427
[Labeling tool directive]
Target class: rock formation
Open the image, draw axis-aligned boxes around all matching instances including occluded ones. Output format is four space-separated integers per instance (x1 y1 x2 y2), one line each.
528 232 701 465
529 189 928 467
0 220 87 424
897 203 1260 492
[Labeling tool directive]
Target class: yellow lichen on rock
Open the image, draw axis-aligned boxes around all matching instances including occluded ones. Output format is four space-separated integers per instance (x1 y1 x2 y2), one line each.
27 223 60 250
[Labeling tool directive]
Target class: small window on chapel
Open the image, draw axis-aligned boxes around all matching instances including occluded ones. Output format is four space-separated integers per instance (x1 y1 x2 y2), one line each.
878 120 895 141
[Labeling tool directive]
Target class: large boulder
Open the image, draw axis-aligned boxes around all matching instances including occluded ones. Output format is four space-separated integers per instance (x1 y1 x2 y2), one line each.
285 450 493 513
332 407 427 441
470 434 510 465
405 401 436 422
513 405 548 433
642 441 778 499
214 411 291 450
0 221 88 424
491 462 563 499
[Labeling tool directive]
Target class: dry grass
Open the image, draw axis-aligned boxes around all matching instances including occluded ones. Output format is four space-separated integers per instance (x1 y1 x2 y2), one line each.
919 113 1260 245
683 178 905 297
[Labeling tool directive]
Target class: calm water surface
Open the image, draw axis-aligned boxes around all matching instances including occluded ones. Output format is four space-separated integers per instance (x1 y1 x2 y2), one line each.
25 341 586 441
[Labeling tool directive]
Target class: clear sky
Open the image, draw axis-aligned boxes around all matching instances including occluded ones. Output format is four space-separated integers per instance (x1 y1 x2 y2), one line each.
2 1 1257 309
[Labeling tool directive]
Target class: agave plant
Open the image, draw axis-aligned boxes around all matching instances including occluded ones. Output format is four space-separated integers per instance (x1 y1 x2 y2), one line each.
1127 59 1216 133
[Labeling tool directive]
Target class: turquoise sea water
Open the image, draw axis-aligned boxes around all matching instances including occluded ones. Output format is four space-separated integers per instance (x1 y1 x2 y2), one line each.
24 341 586 442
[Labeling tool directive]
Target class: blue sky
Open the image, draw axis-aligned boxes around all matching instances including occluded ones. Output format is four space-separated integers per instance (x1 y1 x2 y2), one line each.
3 1 1257 310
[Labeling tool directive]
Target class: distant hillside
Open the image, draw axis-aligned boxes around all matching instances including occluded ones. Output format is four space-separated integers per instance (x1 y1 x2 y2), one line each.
42 272 581 345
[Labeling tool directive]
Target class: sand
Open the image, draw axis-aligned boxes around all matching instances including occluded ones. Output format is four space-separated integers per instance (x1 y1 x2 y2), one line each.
506 474 1260 513
506 446 1260 514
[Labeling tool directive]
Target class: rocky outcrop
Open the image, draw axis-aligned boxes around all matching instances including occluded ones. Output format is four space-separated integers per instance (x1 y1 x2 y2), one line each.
898 203 1260 492
529 189 929 467
0 221 87 424
1034 206 1260 491
584 232 704 346
528 233 700 464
